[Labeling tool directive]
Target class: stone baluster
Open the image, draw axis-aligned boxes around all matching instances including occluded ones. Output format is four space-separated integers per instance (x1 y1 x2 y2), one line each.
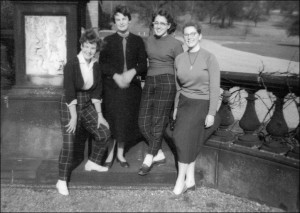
263 91 290 154
291 101 300 157
214 88 235 142
236 89 262 147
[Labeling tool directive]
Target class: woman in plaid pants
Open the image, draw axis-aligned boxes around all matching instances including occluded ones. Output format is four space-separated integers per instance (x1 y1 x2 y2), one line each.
138 9 183 176
56 28 111 196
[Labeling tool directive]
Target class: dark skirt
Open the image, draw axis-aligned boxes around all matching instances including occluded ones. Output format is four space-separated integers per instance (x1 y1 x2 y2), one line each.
102 78 142 144
172 94 221 164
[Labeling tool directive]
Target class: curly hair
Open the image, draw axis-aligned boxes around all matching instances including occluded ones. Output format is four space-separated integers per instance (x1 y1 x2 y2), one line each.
79 28 102 51
111 5 131 23
182 22 202 34
151 9 177 34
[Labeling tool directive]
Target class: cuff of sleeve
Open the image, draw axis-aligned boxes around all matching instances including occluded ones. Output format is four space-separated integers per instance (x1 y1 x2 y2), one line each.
91 99 102 104
66 99 77 107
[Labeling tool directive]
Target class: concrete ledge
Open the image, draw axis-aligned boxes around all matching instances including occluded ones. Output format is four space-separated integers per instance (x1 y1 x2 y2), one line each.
198 136 299 212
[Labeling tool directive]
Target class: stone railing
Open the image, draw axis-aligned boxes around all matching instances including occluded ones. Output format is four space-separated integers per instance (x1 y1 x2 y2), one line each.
214 71 299 159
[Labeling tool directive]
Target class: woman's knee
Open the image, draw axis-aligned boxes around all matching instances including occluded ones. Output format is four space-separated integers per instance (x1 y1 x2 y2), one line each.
138 119 147 134
94 125 111 142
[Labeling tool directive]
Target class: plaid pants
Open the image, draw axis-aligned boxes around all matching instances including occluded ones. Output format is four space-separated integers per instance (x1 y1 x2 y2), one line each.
58 91 111 181
138 74 176 155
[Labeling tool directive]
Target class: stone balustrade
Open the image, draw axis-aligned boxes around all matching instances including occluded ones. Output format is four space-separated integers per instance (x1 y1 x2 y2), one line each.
215 71 299 159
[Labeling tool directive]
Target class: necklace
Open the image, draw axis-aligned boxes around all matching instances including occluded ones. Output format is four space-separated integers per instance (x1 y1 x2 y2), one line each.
188 50 200 70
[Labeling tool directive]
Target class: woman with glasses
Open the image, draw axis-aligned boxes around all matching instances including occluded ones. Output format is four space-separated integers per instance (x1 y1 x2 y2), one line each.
171 22 221 195
138 9 183 176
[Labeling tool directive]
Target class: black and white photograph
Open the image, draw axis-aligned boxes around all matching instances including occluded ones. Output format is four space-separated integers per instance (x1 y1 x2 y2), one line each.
1 0 299 212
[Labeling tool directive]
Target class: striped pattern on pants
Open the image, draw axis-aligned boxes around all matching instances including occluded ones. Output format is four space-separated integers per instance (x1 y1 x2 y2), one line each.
58 91 111 181
138 74 176 156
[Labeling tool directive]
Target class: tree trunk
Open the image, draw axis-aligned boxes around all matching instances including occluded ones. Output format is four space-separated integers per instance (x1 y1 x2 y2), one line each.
220 17 225 28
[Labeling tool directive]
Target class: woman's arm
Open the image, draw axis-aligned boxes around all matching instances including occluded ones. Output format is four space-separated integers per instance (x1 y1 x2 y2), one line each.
173 58 182 120
205 54 221 128
65 104 77 133
93 101 109 129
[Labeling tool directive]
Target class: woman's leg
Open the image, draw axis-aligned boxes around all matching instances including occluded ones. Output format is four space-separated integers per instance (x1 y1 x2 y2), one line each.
138 77 155 167
185 161 196 188
153 149 166 162
105 138 116 163
82 105 111 171
117 141 126 162
148 74 176 160
173 162 188 195
138 77 155 147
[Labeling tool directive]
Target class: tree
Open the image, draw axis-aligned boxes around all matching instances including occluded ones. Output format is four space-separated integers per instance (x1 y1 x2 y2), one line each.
205 1 221 24
244 1 265 27
214 1 244 28
276 1 299 36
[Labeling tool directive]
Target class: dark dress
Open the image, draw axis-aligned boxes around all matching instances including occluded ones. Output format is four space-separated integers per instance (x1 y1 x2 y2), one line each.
99 32 147 144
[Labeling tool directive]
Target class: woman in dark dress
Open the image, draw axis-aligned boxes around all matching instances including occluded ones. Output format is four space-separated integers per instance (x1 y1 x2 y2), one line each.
99 5 147 168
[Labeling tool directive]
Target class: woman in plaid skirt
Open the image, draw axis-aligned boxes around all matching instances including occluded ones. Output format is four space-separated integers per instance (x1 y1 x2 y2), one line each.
56 28 111 196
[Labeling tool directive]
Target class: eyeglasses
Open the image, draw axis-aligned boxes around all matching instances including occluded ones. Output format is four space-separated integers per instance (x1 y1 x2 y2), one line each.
152 22 169 27
183 32 198 38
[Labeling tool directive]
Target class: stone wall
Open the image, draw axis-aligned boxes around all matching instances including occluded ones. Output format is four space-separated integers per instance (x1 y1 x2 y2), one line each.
86 0 98 28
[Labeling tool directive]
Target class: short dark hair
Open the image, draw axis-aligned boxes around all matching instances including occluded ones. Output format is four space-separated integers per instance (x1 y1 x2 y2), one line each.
79 28 102 51
112 5 131 23
182 22 202 34
151 9 177 34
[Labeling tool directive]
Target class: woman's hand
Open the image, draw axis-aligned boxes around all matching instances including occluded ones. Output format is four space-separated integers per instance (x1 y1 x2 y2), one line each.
205 114 215 128
65 116 77 133
173 108 177 120
113 73 129 89
122 69 136 84
97 113 109 129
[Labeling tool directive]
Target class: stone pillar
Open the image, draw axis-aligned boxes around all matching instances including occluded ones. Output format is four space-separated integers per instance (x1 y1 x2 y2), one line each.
1 0 88 160
214 89 235 142
263 91 290 154
236 89 262 147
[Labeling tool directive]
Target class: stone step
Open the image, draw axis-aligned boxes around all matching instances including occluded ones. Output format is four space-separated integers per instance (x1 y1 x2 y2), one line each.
1 140 186 187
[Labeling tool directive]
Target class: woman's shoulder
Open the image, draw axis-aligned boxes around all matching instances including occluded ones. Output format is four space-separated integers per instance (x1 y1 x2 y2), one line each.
175 51 187 61
200 48 218 64
168 35 182 44
103 32 118 42
201 47 217 56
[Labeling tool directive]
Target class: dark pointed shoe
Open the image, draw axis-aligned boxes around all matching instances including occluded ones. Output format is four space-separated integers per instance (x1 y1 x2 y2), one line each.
116 158 130 168
103 157 115 169
186 185 196 192
138 164 153 176
103 161 113 169
153 158 166 166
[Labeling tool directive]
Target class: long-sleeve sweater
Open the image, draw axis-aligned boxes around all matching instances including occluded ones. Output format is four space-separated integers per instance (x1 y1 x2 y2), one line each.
146 34 183 76
174 48 220 116
99 32 147 80
63 57 102 105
